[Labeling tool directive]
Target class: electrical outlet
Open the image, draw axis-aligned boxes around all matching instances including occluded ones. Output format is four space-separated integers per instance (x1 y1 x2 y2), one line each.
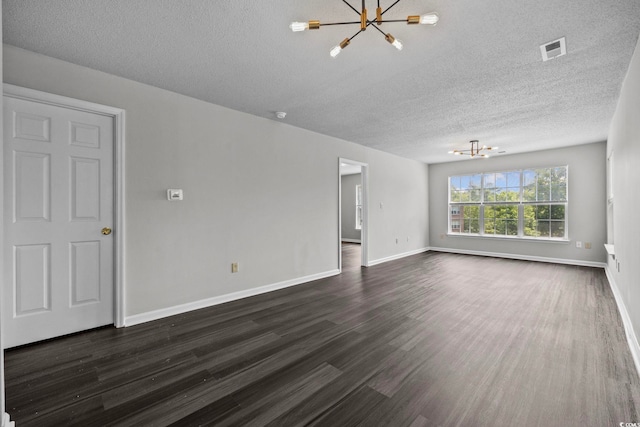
576 241 582 249
231 262 239 273
585 242 591 249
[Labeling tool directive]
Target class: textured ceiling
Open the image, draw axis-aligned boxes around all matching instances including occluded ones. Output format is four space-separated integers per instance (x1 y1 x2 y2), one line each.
3 0 640 163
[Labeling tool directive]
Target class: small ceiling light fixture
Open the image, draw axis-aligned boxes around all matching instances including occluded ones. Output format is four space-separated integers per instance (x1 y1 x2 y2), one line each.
448 140 498 158
276 111 287 119
290 0 438 57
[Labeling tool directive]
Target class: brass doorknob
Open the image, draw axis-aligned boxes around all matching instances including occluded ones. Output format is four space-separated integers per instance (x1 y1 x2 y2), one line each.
101 227 112 236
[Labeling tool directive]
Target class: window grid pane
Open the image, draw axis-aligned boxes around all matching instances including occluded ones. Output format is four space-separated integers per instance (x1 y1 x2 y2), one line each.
523 203 566 239
484 205 518 236
449 205 480 234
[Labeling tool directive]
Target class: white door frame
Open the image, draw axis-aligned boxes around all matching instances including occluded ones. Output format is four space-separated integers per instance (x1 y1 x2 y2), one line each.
3 83 126 328
338 158 369 270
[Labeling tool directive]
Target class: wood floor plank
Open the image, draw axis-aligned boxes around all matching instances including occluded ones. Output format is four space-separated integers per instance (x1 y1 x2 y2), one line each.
308 384 388 426
215 362 342 427
165 395 241 427
4 247 640 426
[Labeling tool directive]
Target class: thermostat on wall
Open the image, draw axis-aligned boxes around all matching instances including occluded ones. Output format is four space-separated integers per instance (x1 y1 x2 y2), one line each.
167 189 183 201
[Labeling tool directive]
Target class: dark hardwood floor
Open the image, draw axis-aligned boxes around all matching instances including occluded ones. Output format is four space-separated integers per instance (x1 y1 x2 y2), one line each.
5 249 640 426
341 242 361 272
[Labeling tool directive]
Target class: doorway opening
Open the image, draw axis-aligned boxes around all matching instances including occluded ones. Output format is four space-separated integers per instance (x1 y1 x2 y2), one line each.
339 158 368 271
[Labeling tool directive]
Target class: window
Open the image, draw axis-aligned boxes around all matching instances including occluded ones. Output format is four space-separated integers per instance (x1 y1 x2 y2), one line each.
355 184 362 230
448 166 568 240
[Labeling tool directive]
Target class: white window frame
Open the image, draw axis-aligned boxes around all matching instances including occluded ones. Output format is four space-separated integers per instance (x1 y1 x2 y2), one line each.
355 184 363 230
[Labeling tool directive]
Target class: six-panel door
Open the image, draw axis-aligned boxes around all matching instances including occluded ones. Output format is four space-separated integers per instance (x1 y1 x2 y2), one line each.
3 96 114 348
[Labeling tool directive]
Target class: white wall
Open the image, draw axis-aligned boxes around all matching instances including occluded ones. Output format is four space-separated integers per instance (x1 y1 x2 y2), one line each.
341 173 361 241
607 35 640 349
2 45 429 319
429 143 607 265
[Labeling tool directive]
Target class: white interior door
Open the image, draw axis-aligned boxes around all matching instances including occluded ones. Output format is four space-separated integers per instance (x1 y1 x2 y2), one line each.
3 96 114 348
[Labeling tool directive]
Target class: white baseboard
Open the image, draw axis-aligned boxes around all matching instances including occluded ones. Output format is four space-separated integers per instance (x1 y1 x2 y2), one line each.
124 269 340 327
605 267 640 378
341 238 361 243
3 413 14 427
368 247 430 267
428 247 607 269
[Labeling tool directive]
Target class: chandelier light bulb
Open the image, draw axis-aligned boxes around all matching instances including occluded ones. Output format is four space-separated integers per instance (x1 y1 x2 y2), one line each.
420 13 439 25
291 20 320 32
330 38 350 58
385 33 403 50
290 22 308 32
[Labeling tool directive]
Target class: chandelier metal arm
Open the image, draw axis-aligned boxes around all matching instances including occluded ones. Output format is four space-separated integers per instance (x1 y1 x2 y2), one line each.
342 0 362 16
348 0 403 19
340 0 402 22
369 21 387 36
347 29 364 43
319 21 362 26
381 0 402 15
318 18 416 27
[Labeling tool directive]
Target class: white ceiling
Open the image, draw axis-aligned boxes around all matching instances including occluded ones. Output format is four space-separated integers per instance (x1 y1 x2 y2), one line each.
4 0 640 163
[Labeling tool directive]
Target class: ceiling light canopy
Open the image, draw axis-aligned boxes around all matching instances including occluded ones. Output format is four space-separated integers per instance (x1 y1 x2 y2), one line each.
448 140 498 159
290 0 438 57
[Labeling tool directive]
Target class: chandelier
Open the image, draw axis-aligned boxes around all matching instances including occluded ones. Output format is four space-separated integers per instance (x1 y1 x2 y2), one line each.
289 0 439 58
448 140 499 158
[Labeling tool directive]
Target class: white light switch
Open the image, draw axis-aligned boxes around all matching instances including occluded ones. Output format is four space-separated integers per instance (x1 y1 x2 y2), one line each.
167 189 183 201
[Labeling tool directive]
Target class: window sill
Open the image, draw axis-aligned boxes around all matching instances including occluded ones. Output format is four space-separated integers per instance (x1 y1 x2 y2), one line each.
604 244 615 259
446 233 570 243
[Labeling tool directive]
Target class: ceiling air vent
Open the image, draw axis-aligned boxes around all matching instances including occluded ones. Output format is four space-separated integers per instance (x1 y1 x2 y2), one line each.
540 37 566 61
